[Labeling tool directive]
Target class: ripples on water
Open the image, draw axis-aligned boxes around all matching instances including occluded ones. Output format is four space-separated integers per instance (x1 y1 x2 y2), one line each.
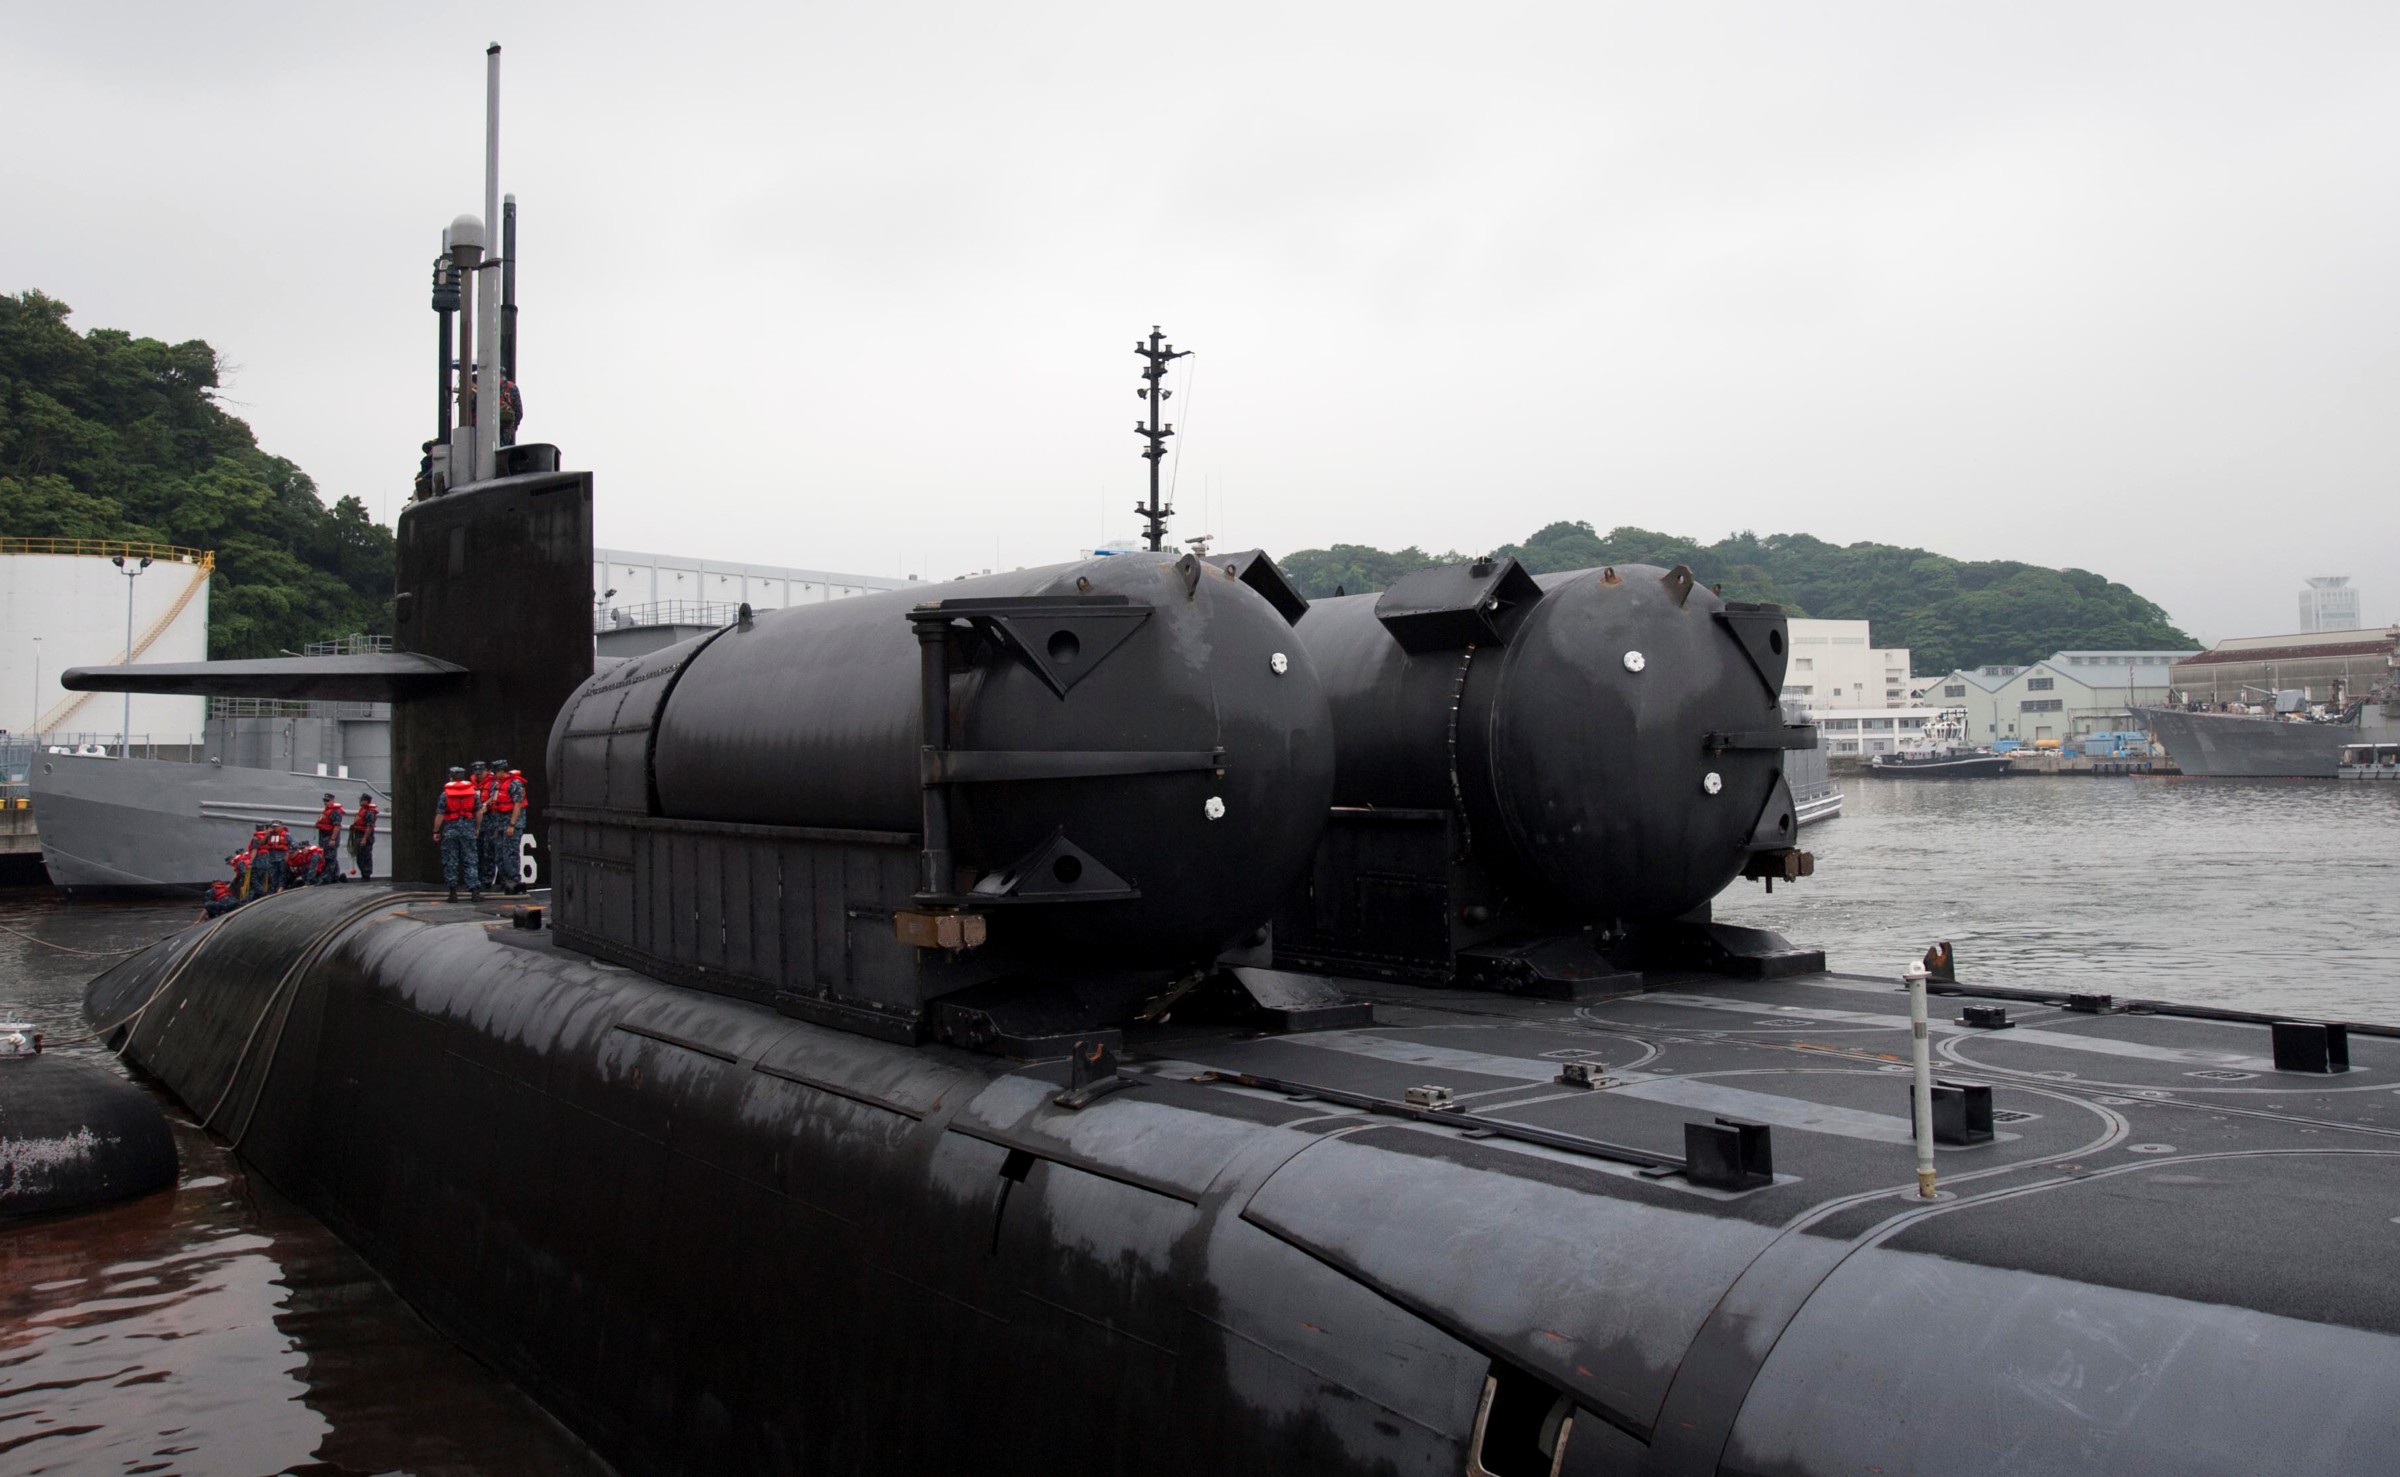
2 778 2393 1469
1726 772 2400 1020
0 894 609 1477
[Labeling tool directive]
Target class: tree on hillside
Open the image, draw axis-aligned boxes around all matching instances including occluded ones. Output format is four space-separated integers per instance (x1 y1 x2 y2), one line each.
1277 542 1461 598
0 291 392 657
1279 518 2191 671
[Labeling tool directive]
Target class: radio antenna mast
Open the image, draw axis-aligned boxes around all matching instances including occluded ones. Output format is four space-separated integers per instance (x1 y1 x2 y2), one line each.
1133 326 1190 552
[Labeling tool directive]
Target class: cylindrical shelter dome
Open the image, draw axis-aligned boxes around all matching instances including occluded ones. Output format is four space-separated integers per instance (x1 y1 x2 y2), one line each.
1297 563 1792 928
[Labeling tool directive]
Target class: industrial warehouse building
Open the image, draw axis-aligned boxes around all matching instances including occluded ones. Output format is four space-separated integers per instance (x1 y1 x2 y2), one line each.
1926 650 2197 745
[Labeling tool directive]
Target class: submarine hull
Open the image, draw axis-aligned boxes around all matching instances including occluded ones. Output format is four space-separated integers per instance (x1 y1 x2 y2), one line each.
0 1051 177 1220
86 886 2400 1476
85 888 1491 1476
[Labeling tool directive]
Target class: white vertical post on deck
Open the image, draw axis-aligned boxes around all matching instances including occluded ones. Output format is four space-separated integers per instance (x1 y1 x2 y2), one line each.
1905 962 1936 1198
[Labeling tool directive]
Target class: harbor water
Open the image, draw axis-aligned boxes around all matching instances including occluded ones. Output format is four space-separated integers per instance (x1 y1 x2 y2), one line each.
1727 772 2400 1020
3 774 2396 1470
0 895 612 1477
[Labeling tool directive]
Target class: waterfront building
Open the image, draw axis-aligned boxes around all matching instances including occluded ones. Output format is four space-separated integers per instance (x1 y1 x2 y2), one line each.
1929 650 2196 744
2168 626 2400 706
1778 619 1911 712
2299 576 2361 633
1813 707 1935 759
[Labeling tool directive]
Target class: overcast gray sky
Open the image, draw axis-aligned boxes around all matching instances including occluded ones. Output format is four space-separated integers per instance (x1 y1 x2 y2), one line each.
8 2 2396 644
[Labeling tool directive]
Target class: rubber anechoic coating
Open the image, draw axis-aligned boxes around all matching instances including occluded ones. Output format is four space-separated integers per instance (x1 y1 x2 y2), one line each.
626 552 1334 968
1482 565 1784 921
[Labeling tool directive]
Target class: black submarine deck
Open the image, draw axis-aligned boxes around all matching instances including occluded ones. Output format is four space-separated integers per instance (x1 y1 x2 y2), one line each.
449 894 2400 1335
138 891 2400 1474
1144 967 2400 1310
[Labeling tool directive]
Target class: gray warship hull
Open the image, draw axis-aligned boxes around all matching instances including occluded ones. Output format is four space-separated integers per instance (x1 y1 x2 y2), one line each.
28 751 389 891
1787 742 1843 824
2140 706 2356 778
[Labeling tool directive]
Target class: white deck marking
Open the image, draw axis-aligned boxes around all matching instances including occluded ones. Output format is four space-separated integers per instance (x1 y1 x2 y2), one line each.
1633 994 2284 1072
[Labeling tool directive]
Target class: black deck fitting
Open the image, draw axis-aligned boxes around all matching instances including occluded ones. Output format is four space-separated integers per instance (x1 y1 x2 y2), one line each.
2065 993 2116 1014
1921 1081 1996 1145
1685 1116 1774 1190
1958 1004 2013 1030
2270 1020 2351 1074
1923 940 1957 985
1055 1037 1138 1109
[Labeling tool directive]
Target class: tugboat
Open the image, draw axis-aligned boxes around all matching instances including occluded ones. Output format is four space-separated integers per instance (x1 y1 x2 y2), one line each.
1866 707 2013 777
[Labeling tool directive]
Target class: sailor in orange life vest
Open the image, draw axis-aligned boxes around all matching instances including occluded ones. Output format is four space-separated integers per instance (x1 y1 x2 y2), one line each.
315 792 345 858
262 819 292 892
471 760 500 892
435 766 482 902
230 844 254 899
483 758 525 893
467 760 495 887
349 793 380 880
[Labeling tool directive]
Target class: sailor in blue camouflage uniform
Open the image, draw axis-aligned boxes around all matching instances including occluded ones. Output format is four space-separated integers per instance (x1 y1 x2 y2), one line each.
485 759 527 893
435 765 482 902
474 759 508 894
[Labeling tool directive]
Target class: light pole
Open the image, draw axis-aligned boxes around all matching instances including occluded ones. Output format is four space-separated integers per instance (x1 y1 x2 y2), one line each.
111 554 151 755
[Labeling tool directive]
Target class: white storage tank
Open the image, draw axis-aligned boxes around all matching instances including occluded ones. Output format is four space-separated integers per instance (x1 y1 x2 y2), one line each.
0 541 212 742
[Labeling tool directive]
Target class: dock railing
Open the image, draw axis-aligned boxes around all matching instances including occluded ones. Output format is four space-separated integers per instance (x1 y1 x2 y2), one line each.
596 600 747 633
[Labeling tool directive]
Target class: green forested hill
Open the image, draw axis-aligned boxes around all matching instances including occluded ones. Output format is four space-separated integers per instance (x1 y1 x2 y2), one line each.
1281 521 2192 676
0 291 391 658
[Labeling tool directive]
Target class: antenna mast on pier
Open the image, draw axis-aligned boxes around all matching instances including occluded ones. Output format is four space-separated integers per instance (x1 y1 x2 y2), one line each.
1133 326 1190 552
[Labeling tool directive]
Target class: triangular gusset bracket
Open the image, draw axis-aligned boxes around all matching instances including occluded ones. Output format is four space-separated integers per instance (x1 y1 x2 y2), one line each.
910 596 1153 699
1713 604 1791 701
1745 770 1800 851
1211 548 1311 627
971 827 1140 902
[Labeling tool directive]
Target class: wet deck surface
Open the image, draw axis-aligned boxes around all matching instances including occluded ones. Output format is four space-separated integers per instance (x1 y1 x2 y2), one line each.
1132 969 2400 1335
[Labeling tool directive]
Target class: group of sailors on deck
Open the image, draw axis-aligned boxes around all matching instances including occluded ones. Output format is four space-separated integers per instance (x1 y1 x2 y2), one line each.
205 793 382 916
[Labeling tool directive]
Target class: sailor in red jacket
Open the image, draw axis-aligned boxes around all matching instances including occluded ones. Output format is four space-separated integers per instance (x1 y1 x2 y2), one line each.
207 851 248 916
263 820 292 892
349 793 380 880
435 766 481 902
484 759 526 893
228 844 257 903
